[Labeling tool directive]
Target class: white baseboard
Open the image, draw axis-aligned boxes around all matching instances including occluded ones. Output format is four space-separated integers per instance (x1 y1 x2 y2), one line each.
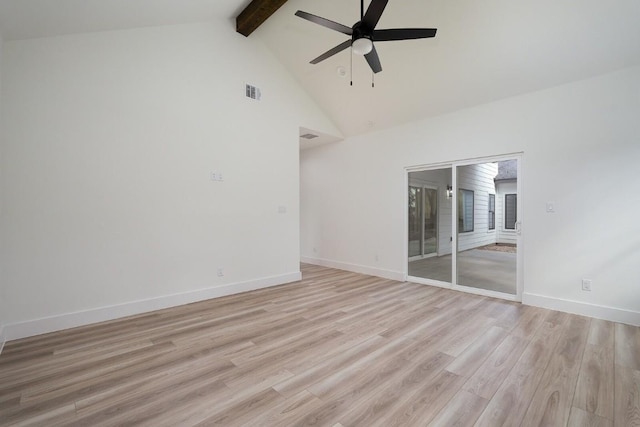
301 256 404 282
523 292 640 327
4 271 302 341
300 258 640 327
10 270 633 344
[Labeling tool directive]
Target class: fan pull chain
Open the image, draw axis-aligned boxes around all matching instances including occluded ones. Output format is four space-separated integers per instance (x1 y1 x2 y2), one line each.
372 71 375 88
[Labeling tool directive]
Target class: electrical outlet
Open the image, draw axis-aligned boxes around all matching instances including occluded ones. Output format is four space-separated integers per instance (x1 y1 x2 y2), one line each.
217 268 224 277
581 279 592 291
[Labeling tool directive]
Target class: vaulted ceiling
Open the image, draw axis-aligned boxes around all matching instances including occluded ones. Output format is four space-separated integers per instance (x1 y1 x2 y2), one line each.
257 0 640 137
1 0 640 140
0 0 249 40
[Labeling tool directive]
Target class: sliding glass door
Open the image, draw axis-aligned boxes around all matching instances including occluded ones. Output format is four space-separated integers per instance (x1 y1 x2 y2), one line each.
407 157 521 299
456 161 518 295
408 186 423 258
423 188 438 256
408 185 438 259
407 168 452 284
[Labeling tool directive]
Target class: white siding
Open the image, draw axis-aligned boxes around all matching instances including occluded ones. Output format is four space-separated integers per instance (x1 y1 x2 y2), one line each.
410 163 500 255
457 163 499 251
496 181 518 244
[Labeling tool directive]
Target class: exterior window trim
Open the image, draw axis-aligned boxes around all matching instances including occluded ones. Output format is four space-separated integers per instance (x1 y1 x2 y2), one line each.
488 193 496 231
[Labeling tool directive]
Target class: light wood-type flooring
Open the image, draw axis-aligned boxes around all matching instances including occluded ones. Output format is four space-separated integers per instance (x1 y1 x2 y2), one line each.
1 264 639 426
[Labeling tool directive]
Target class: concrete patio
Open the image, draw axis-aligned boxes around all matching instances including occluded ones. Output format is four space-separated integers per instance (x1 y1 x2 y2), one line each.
408 248 517 294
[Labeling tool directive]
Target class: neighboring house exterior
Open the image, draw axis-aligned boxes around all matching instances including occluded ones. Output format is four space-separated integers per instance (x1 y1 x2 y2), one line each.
494 160 518 245
409 160 517 259
456 162 500 252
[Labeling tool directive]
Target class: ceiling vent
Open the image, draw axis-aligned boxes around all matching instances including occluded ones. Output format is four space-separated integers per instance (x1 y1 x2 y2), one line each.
300 133 319 140
245 83 261 101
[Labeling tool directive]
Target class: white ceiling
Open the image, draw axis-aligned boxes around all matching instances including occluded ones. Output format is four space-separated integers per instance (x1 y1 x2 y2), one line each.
1 0 639 141
0 0 250 40
259 0 640 137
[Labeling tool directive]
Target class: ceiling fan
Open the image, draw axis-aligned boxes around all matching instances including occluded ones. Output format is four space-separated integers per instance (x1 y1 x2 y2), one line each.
295 0 437 74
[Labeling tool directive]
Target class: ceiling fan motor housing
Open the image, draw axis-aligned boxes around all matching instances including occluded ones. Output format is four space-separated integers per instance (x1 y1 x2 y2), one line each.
351 23 373 55
352 21 372 41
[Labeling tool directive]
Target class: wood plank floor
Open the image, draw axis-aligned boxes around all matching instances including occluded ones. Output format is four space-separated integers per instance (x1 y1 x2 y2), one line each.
1 264 639 426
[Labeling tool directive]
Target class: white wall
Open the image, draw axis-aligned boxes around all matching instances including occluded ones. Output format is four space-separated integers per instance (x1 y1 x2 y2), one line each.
0 33 5 351
0 21 340 339
301 65 640 325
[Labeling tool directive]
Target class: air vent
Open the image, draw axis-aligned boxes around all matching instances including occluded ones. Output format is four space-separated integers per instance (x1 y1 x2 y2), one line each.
300 133 318 140
245 84 261 101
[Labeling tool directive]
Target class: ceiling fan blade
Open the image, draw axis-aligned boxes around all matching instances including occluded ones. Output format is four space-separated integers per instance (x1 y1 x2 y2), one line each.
310 40 352 64
362 0 389 30
373 28 437 41
295 11 353 35
364 45 382 73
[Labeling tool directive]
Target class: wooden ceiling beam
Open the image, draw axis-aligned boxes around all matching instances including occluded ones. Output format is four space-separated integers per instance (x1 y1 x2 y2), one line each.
236 0 288 37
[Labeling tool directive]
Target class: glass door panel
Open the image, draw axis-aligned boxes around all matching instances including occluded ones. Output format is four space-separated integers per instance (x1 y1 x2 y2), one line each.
456 161 517 294
408 186 423 258
407 168 452 283
423 188 438 256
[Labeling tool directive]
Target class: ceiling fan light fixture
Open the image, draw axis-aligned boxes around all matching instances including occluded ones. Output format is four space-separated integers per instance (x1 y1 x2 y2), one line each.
352 37 373 55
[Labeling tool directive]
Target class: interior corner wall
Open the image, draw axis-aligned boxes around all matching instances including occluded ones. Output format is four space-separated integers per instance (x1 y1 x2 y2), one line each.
0 21 340 340
301 65 640 325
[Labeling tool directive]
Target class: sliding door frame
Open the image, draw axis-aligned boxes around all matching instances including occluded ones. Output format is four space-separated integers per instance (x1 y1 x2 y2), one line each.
404 153 524 302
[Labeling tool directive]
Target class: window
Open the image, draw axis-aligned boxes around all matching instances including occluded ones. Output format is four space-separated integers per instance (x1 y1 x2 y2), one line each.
488 194 495 230
458 189 474 233
505 194 517 230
